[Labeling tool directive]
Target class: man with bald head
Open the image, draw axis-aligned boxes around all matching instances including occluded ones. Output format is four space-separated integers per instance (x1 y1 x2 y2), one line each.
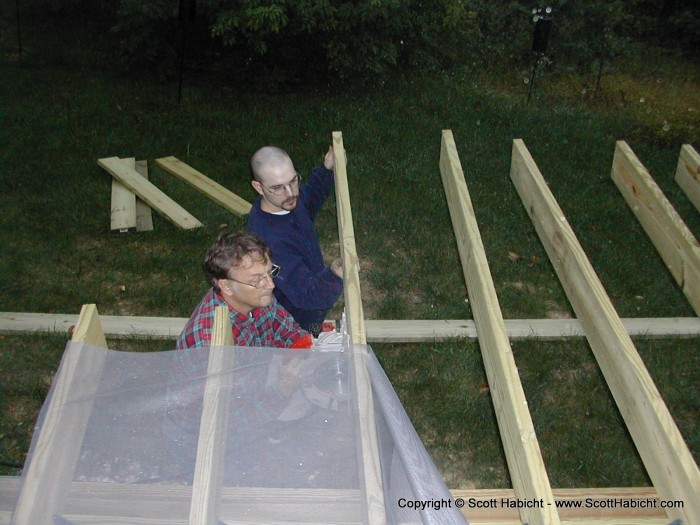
247 145 343 336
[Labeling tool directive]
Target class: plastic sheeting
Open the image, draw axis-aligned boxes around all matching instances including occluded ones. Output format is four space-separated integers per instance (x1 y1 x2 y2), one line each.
11 341 467 525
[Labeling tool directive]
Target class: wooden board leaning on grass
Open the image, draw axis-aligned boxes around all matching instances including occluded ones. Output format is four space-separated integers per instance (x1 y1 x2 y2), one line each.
110 158 154 232
98 156 203 230
155 156 252 217
110 157 137 231
611 140 700 316
675 144 700 213
511 138 700 525
134 159 154 231
440 130 560 525
10 304 108 525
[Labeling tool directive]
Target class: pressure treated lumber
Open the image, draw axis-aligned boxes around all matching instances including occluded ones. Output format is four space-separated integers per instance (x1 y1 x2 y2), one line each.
612 140 700 315
11 305 108 525
511 138 700 525
134 159 154 231
333 132 366 345
155 156 252 217
64 485 363 524
189 306 234 525
98 156 203 229
0 476 674 525
70 303 108 348
440 130 559 525
1 478 363 524
110 157 137 230
675 144 700 212
332 131 385 525
111 158 153 231
363 317 700 341
3 312 700 341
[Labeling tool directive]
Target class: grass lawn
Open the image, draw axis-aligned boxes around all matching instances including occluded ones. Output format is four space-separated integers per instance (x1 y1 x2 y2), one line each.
0 10 698 491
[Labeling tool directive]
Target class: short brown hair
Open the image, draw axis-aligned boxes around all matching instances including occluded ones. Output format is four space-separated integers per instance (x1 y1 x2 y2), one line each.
204 232 271 289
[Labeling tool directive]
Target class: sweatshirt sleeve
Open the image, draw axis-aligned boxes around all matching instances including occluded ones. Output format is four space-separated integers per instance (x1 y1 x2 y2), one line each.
300 165 335 221
273 238 344 311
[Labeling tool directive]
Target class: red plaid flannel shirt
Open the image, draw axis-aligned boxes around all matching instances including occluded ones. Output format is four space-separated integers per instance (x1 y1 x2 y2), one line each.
165 289 309 438
176 288 306 349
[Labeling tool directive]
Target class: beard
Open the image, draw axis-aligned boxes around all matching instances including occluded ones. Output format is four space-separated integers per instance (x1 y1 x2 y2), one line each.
281 196 298 210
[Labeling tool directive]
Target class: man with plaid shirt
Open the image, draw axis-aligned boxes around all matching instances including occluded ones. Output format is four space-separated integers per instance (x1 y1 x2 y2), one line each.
165 232 312 482
176 232 311 349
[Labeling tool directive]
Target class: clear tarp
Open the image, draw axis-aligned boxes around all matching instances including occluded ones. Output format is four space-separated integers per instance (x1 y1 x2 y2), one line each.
11 341 467 525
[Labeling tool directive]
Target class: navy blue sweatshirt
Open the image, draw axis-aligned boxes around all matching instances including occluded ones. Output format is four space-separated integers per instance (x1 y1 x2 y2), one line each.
247 165 343 331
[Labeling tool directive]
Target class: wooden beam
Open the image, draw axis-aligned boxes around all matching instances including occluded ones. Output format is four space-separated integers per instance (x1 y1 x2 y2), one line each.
332 132 366 345
364 317 700 342
440 130 559 525
612 140 700 315
3 312 700 341
70 303 108 348
511 138 700 525
675 144 700 212
155 156 252 217
2 478 363 524
98 156 203 230
189 306 234 525
110 157 137 231
332 131 385 524
11 305 108 525
134 160 154 232
2 477 673 525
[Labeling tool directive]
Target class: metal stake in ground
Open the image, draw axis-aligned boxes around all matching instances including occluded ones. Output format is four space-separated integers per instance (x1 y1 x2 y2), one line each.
527 7 552 105
15 0 22 60
177 0 197 105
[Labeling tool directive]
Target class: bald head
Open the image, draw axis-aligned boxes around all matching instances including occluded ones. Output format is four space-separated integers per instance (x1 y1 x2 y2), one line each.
251 146 294 182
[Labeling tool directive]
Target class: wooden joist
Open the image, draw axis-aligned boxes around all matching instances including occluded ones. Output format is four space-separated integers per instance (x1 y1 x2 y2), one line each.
155 156 252 217
363 317 700 341
612 140 700 315
3 312 700 341
511 138 700 525
189 306 234 525
70 303 108 348
98 156 203 230
440 130 559 525
0 478 363 525
333 132 366 345
675 143 700 212
11 305 108 525
332 131 385 524
0 477 672 525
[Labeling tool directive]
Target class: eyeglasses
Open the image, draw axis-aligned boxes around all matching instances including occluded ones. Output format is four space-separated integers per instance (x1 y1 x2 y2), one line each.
227 264 281 289
259 173 301 196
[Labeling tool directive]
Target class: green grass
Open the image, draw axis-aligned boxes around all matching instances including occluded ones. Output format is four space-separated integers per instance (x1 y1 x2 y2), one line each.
0 11 698 488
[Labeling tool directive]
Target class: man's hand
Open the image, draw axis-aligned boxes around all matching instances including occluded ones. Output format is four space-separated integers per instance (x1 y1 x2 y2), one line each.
330 258 343 279
277 356 304 397
324 145 334 171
